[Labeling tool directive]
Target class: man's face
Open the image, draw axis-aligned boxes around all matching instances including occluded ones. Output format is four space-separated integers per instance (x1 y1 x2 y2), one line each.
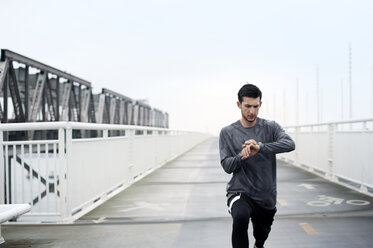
237 96 262 124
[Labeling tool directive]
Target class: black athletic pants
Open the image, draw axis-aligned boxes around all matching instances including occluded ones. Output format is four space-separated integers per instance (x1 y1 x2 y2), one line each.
228 193 276 248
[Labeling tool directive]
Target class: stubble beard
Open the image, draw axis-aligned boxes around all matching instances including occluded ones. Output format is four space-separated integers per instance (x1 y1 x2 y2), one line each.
244 116 256 123
242 112 257 125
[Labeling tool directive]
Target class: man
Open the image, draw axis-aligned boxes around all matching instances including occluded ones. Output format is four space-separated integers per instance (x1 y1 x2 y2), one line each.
219 83 295 248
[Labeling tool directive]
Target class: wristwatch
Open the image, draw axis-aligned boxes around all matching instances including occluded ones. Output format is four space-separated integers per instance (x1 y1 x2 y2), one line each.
258 143 264 150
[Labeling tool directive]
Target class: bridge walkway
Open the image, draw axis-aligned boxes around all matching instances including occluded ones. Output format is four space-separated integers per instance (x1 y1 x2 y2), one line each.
2 138 373 247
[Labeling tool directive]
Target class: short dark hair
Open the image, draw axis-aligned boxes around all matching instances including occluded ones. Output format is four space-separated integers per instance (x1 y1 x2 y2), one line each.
238 83 262 103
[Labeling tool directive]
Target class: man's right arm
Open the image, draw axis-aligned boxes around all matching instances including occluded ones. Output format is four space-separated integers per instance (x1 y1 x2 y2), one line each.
219 129 243 174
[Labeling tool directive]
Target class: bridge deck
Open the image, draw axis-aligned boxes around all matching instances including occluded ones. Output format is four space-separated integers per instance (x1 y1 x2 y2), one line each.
2 138 373 247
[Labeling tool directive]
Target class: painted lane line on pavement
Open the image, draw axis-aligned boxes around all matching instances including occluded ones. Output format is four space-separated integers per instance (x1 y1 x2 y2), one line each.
299 223 317 235
277 199 288 206
93 217 107 224
297 184 316 190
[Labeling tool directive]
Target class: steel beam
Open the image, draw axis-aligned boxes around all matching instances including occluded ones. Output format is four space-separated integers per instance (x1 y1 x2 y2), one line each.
1 49 91 87
96 94 105 123
3 73 8 123
102 88 132 102
119 101 125 124
70 84 79 121
126 102 133 125
8 62 25 122
45 77 56 121
60 82 72 121
24 66 29 122
29 73 46 122
88 91 96 123
0 59 9 92
56 76 60 121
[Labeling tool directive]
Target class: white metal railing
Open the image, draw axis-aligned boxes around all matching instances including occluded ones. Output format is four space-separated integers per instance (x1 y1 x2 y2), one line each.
0 122 210 223
278 118 373 196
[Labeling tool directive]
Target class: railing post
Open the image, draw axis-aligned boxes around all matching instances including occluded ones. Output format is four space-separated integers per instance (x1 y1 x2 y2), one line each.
362 121 367 131
58 127 68 222
0 130 4 204
103 129 108 139
360 183 368 194
153 129 157 165
360 122 369 193
327 123 337 182
294 126 300 167
168 130 173 158
128 129 135 179
64 123 73 223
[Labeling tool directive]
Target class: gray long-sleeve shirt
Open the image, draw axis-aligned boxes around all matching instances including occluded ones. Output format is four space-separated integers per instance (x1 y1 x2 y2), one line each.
219 118 295 209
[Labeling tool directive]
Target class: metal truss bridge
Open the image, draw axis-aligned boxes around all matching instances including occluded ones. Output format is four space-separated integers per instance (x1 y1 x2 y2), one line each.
0 49 168 129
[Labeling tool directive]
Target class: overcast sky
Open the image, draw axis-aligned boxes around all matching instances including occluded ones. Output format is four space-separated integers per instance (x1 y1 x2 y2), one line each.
1 0 373 134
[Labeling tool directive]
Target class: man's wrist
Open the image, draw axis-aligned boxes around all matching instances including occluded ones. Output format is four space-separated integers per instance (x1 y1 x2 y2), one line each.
258 143 264 152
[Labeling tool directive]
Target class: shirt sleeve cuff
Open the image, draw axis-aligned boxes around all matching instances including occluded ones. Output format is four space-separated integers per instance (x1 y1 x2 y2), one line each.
259 143 264 153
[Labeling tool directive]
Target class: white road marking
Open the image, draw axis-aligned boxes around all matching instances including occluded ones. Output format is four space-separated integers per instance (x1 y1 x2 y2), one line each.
307 201 330 207
307 194 344 206
277 199 288 206
93 217 106 224
317 195 344 204
297 184 316 190
119 201 168 213
346 200 370 206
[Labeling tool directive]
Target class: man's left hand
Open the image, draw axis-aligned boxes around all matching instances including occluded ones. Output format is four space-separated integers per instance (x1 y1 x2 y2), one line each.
241 139 261 159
